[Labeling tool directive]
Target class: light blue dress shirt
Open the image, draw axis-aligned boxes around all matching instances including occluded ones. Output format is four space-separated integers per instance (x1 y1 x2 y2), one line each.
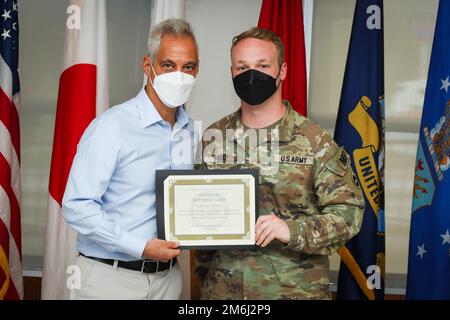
62 88 197 261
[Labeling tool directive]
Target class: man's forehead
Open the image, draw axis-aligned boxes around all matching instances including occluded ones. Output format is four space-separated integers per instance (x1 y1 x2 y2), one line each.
232 51 277 65
232 38 277 61
156 37 198 61
158 35 198 51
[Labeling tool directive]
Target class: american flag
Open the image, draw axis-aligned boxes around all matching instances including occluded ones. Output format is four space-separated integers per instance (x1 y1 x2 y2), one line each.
0 0 23 300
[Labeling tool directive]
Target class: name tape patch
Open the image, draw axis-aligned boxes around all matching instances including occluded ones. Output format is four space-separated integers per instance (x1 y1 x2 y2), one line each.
277 154 313 165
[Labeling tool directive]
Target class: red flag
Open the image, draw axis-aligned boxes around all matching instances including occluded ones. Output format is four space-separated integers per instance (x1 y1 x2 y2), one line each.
258 0 307 116
0 0 23 300
41 0 109 299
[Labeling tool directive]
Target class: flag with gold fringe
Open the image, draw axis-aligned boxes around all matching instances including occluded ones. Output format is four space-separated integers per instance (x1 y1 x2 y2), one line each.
334 0 385 300
406 0 450 300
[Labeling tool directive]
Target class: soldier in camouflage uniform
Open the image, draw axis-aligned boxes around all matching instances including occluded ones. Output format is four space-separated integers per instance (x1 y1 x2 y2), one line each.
194 27 365 300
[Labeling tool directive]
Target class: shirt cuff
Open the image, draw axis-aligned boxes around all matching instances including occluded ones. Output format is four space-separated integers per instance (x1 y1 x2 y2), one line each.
283 219 306 252
118 231 148 259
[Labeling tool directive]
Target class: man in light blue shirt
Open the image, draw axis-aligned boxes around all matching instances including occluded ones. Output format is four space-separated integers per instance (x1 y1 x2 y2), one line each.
63 19 199 300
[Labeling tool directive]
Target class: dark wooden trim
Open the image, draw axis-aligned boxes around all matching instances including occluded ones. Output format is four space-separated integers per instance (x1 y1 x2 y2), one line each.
23 276 41 300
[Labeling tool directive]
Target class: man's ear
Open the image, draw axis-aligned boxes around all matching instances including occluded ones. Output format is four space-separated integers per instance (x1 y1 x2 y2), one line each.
279 62 287 81
143 55 152 77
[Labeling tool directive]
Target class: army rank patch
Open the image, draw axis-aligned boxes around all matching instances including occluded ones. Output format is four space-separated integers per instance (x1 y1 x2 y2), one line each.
277 154 313 165
352 173 361 188
338 149 350 169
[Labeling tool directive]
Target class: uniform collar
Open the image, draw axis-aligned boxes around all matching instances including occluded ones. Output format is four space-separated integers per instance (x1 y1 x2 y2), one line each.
277 100 296 142
230 100 296 144
135 88 190 129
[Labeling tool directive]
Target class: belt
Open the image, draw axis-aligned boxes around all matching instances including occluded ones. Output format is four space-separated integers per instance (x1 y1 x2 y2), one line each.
79 253 177 273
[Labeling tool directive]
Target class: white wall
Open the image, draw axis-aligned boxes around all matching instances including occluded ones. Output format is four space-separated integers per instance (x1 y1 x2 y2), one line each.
186 0 263 128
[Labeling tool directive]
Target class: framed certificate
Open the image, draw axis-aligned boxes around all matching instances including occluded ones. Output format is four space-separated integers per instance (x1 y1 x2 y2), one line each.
155 169 259 249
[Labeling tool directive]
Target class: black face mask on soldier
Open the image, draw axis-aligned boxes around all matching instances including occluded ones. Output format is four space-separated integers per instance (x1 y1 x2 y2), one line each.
232 68 281 106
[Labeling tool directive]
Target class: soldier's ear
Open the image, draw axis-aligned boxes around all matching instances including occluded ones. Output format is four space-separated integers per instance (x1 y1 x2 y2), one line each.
279 62 287 81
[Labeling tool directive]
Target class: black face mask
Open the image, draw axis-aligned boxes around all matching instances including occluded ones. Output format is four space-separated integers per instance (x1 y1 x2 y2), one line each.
232 68 281 105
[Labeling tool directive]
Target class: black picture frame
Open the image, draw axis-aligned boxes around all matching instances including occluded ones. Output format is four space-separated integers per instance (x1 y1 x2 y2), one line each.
155 169 259 250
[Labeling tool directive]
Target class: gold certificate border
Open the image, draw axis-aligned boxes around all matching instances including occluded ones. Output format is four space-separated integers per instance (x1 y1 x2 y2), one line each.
166 177 252 241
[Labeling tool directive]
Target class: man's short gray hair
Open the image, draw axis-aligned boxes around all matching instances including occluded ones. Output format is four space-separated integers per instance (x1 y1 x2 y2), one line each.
147 18 198 60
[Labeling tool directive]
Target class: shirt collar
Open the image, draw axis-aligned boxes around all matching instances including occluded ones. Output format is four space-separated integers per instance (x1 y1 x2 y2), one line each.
135 88 190 129
175 104 191 129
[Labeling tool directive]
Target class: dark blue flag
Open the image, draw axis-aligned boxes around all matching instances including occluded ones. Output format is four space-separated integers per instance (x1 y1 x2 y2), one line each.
334 0 385 300
406 0 450 300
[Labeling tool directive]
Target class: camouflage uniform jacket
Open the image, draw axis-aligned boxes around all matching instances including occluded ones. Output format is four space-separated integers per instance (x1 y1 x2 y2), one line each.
195 101 365 300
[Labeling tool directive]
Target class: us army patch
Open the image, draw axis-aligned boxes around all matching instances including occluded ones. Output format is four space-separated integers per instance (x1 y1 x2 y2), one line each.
277 154 313 165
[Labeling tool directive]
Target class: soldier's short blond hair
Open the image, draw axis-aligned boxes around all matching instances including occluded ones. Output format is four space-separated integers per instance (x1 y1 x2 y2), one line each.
231 27 285 66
